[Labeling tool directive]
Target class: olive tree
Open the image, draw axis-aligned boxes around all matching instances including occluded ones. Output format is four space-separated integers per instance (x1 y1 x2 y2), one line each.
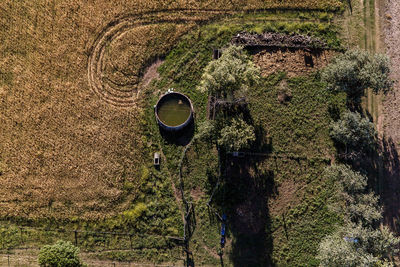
318 224 399 267
199 45 260 99
319 165 398 266
38 240 86 267
330 111 377 154
218 118 255 151
324 164 381 226
322 49 392 103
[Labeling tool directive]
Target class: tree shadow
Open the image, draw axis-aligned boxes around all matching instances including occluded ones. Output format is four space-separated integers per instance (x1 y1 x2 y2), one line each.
223 155 276 267
379 137 400 231
206 99 276 266
159 120 195 146
330 108 400 232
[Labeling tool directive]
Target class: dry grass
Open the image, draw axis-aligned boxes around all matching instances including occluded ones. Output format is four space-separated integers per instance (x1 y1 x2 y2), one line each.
0 0 342 221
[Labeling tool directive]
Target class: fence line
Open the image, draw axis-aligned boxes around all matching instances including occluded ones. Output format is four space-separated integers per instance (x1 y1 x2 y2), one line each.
1 254 184 267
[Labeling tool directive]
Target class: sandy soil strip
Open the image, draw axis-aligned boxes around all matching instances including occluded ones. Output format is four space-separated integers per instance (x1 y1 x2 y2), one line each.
383 1 400 144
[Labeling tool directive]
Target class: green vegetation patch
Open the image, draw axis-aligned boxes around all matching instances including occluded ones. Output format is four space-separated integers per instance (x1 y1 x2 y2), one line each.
141 13 347 266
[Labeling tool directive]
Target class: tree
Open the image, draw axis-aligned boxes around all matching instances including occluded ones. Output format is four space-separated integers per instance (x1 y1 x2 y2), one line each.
322 49 392 103
319 165 398 266
218 118 255 151
317 223 399 267
330 111 377 154
324 164 382 226
38 240 86 267
199 45 260 99
194 120 215 143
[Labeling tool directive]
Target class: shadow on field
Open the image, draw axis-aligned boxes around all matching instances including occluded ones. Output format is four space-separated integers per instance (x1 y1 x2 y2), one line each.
209 114 276 266
224 155 276 267
379 137 400 231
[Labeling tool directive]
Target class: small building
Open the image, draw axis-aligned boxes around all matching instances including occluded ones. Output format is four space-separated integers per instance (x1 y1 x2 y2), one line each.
154 152 160 166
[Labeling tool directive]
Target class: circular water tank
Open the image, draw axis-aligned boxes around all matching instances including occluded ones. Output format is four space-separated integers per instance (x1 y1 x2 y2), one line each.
155 92 194 131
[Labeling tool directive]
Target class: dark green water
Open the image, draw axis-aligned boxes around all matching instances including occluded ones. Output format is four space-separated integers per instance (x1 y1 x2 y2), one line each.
157 97 191 126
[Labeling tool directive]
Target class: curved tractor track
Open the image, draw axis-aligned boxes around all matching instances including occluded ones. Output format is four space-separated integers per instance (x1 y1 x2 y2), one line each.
87 9 232 107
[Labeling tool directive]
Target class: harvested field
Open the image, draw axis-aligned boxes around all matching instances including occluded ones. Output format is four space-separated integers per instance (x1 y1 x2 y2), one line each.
0 4 222 220
87 10 227 107
0 0 342 221
0 3 232 220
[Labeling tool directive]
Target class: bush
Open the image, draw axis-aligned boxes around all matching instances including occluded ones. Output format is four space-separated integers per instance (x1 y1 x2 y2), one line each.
38 240 86 267
319 165 398 266
324 164 381 226
194 120 215 143
123 202 148 224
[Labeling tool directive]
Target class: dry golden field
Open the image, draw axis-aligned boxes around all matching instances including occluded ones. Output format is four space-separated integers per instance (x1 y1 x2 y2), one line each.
0 0 342 220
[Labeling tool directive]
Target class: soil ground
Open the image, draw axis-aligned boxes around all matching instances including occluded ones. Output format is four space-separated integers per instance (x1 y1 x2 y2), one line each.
382 0 400 144
254 48 335 78
380 0 400 230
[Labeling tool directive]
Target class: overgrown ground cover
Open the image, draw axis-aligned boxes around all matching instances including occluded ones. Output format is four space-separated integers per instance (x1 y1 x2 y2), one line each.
0 1 349 265
137 14 347 266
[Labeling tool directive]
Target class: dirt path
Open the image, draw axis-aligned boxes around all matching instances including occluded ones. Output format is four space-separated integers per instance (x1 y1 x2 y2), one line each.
379 0 400 230
382 0 400 144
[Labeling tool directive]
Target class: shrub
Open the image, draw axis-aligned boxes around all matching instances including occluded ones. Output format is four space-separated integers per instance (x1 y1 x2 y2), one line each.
38 240 86 267
324 164 381 226
123 202 148 223
317 223 399 267
319 165 397 266
194 120 215 143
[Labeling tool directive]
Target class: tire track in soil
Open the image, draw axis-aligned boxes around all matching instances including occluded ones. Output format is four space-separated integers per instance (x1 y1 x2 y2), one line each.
87 9 324 108
87 10 230 107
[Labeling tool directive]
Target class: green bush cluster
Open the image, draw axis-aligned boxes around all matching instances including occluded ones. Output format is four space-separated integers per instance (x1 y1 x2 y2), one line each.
38 240 86 267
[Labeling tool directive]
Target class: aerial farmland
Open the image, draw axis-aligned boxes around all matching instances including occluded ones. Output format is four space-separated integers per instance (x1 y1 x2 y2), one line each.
1 0 400 266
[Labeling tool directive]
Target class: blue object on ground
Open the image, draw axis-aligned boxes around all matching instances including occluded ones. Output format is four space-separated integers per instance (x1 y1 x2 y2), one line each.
220 237 225 247
221 224 225 236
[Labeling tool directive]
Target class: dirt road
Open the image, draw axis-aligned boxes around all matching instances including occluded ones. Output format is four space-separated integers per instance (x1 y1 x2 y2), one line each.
381 0 400 230
383 1 400 143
